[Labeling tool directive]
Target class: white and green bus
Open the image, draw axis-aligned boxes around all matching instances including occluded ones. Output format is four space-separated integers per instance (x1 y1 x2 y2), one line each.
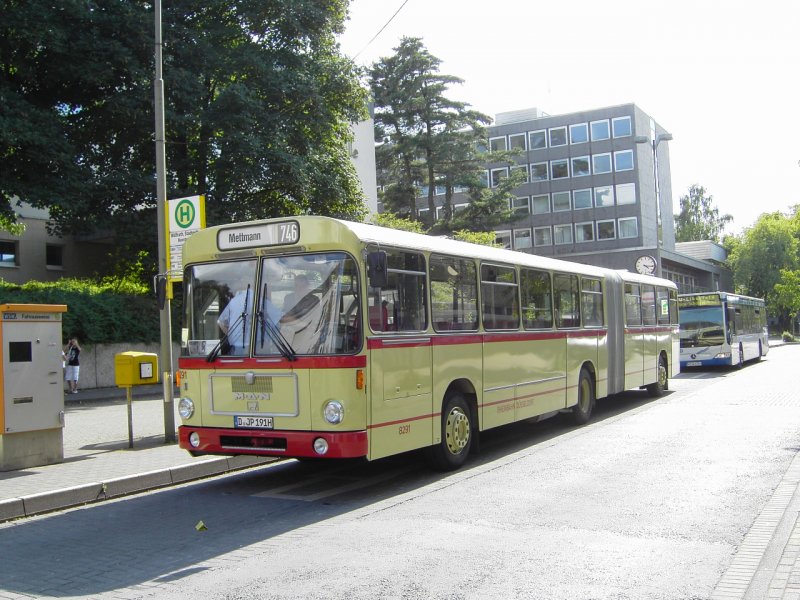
678 292 768 368
177 216 679 470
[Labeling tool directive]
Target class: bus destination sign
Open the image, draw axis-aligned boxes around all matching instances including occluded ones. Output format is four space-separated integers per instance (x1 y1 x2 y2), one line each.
217 221 300 251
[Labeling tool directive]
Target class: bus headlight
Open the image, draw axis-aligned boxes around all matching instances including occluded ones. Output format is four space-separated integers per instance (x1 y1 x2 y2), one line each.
189 431 201 448
714 352 731 359
323 400 344 425
178 397 195 419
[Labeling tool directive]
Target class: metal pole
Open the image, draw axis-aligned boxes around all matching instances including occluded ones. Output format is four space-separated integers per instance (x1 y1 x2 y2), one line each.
127 386 134 448
155 0 175 442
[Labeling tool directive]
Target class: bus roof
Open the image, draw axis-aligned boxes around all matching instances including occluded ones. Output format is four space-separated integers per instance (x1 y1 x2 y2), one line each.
678 291 765 304
184 215 676 288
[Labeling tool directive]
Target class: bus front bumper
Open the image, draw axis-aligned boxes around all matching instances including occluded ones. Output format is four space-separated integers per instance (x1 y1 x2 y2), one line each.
178 426 368 459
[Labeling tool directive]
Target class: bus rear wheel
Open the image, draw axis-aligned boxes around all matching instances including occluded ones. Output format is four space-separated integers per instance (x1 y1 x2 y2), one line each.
570 369 595 425
427 392 473 471
647 355 668 397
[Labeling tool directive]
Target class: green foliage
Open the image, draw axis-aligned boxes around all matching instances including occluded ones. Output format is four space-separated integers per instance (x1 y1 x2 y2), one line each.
0 211 25 235
774 269 800 322
371 213 425 233
782 331 795 342
370 37 493 229
674 185 733 242
452 230 500 247
0 278 161 344
2 0 367 259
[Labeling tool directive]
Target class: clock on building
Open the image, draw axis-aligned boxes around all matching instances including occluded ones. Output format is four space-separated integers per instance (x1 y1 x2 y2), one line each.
635 255 657 275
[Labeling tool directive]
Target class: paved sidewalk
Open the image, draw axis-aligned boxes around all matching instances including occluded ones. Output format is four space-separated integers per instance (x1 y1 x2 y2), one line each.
0 385 275 522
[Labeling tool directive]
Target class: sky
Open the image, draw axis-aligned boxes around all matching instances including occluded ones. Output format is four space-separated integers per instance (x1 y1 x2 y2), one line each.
337 0 800 235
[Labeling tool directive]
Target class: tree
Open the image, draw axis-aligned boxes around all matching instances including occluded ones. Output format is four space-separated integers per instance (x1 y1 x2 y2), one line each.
369 37 493 226
1 0 368 244
728 211 800 328
774 269 800 327
674 185 733 242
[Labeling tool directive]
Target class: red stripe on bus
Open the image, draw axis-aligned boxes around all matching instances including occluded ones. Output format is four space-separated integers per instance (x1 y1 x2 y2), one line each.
368 329 608 349
368 412 439 430
624 326 677 334
178 355 367 370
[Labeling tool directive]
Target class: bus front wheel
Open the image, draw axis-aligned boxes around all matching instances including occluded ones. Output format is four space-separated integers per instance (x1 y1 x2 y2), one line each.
427 392 473 471
647 355 669 397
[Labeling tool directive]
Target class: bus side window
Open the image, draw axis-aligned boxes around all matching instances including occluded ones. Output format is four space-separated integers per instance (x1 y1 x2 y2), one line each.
430 255 478 332
554 273 580 329
368 249 427 333
581 278 603 327
521 269 553 329
656 287 671 325
625 284 642 326
641 285 656 326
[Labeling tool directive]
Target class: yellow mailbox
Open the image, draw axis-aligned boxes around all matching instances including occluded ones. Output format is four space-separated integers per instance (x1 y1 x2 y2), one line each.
115 351 159 387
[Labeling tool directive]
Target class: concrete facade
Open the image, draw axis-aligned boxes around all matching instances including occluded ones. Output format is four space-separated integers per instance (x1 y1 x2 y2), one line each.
410 103 729 293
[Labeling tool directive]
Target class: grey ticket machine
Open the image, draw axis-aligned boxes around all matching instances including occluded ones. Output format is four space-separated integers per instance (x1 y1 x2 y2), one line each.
0 303 67 470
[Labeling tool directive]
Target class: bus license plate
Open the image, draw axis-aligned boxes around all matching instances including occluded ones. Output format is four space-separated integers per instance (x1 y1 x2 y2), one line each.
686 361 702 367
234 416 274 429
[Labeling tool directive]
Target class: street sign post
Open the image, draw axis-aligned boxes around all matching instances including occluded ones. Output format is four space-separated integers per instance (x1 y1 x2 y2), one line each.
166 194 206 283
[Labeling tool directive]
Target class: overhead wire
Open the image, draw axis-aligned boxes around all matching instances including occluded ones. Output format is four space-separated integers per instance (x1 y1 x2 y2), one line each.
352 0 411 60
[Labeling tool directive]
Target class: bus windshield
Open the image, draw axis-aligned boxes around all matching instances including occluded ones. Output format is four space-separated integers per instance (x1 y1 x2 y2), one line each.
678 305 727 348
183 252 360 358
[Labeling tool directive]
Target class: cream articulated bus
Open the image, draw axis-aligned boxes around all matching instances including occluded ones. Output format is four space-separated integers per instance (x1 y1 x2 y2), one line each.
177 216 679 470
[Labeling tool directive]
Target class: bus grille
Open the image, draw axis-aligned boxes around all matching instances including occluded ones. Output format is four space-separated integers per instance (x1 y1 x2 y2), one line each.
230 376 273 394
220 435 287 451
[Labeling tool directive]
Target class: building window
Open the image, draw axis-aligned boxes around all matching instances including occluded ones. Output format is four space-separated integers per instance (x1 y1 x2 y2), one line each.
552 191 571 212
554 224 573 245
513 228 532 250
0 241 18 267
571 156 590 177
575 222 594 243
549 126 567 147
612 116 632 138
512 196 530 215
495 230 512 249
569 123 589 144
532 194 550 214
594 186 615 207
530 162 549 181
46 244 64 268
490 136 507 152
573 189 592 210
480 171 489 188
490 167 508 187
418 207 430 221
616 183 636 205
614 150 634 171
591 119 610 141
511 164 529 183
597 220 616 240
529 129 547 150
534 226 552 247
618 217 639 239
550 159 569 179
435 206 445 221
509 133 527 150
592 153 612 174
453 203 468 215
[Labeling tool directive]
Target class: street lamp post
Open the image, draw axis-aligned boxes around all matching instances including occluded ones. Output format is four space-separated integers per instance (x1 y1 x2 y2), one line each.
636 132 673 259
154 0 175 442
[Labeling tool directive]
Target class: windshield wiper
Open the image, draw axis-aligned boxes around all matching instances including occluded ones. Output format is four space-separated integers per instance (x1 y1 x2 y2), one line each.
206 313 244 362
258 285 297 361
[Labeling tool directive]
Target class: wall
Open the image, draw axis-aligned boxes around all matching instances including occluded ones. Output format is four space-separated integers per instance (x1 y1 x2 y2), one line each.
71 342 180 390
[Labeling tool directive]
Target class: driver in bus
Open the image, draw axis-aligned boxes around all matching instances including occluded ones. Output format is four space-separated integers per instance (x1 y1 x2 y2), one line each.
217 287 253 355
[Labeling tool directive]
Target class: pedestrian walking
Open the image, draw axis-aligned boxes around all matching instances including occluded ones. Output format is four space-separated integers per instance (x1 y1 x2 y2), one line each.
64 337 81 393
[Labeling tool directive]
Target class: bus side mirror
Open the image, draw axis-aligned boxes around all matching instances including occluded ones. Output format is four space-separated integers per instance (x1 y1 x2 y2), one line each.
155 275 168 310
367 251 388 288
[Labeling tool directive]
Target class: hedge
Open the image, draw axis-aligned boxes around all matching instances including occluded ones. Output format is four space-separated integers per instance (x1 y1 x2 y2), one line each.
0 278 180 344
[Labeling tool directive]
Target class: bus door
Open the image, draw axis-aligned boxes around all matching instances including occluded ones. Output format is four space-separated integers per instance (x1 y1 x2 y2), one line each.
366 250 432 460
624 283 645 389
